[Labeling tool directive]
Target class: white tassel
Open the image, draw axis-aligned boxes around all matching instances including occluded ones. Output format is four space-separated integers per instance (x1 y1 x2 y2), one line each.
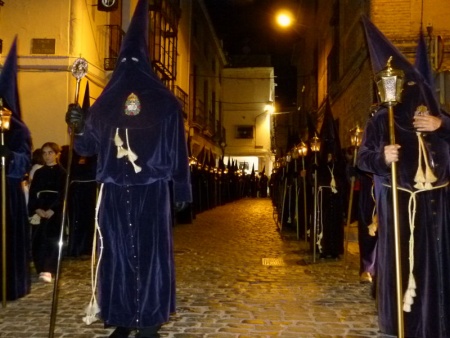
368 215 378 236
317 231 323 252
328 164 338 193
330 177 337 193
114 128 123 146
403 303 412 312
131 162 142 173
82 300 100 325
407 274 417 290
414 182 425 190
402 274 417 312
117 147 128 158
127 148 138 162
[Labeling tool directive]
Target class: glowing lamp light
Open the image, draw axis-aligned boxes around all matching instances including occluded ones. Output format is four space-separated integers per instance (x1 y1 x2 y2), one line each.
310 136 321 153
350 126 363 148
0 99 12 131
297 142 308 157
276 10 294 28
375 56 404 106
285 152 292 163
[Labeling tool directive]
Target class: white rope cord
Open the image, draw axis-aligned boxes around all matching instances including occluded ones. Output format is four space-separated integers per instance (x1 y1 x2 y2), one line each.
368 183 378 236
125 129 142 173
317 185 335 253
82 183 105 325
327 164 337 193
114 128 142 173
414 133 437 190
383 181 448 312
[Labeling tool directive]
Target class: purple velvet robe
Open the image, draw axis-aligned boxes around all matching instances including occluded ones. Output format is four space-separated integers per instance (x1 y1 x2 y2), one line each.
73 106 191 328
0 117 31 301
357 103 450 337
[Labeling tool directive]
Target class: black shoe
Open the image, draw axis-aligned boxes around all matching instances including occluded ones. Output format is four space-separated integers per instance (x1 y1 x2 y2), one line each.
136 325 161 338
109 327 132 338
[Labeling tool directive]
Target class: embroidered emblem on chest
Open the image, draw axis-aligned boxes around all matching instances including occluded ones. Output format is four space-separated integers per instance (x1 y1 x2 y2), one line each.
414 104 429 116
124 93 141 116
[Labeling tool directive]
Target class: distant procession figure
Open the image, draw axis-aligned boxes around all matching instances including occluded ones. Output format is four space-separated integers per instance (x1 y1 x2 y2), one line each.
315 101 345 258
0 37 33 301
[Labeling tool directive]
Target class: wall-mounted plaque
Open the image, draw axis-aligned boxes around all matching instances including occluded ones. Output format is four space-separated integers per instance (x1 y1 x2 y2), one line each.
31 39 56 54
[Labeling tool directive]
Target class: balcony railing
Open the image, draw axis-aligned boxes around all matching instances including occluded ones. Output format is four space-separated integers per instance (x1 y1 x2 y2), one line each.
104 25 124 71
173 85 188 119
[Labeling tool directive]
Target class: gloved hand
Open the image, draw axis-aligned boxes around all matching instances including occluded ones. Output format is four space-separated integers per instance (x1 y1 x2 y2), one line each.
0 144 11 158
65 103 85 134
174 202 188 212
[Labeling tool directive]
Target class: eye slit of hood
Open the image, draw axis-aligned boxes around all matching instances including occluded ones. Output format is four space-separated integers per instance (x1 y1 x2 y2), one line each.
407 80 416 86
131 57 139 62
121 57 127 62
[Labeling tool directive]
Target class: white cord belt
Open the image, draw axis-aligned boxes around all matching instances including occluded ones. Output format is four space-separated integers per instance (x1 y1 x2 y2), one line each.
383 181 448 312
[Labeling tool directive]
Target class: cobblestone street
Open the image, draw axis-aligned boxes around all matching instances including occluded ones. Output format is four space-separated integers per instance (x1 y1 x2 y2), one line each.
1 198 379 337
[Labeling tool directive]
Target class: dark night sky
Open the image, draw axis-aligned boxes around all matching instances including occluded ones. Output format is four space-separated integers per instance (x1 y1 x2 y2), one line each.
203 0 299 108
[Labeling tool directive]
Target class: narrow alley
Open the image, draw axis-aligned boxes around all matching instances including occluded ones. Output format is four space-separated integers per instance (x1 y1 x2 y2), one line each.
1 198 379 337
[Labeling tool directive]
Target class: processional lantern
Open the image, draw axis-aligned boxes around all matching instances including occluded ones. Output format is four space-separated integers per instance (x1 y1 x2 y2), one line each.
297 141 308 157
350 126 363 148
310 135 321 153
375 56 404 106
0 99 12 132
285 151 292 163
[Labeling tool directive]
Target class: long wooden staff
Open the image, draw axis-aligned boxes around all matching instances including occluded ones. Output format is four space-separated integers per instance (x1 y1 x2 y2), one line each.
48 58 88 338
344 126 362 265
376 57 404 337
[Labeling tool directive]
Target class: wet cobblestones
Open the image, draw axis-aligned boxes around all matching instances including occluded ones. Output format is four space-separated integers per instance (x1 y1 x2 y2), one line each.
1 198 380 337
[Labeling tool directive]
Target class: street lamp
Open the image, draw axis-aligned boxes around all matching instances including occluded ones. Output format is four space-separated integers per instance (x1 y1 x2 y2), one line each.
375 56 405 337
309 135 321 263
0 98 12 309
275 10 294 28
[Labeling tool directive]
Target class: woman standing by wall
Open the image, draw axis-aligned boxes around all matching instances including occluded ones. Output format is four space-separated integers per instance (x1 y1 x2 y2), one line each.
28 142 66 283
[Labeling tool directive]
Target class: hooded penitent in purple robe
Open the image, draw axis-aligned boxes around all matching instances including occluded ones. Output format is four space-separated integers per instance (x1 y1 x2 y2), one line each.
315 100 345 258
73 0 191 329
358 16 450 337
0 37 32 301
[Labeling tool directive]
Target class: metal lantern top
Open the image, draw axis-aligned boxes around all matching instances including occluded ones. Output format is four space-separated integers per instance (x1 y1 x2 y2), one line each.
286 151 292 163
310 135 321 153
374 56 405 106
297 141 308 157
0 99 12 131
350 126 363 147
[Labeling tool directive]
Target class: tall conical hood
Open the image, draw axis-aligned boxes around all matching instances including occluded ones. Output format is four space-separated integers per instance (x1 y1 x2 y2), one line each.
0 36 32 178
362 15 440 120
319 100 342 163
306 112 318 141
414 30 434 90
82 82 90 111
90 0 181 129
0 36 21 119
118 0 150 64
361 15 414 78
